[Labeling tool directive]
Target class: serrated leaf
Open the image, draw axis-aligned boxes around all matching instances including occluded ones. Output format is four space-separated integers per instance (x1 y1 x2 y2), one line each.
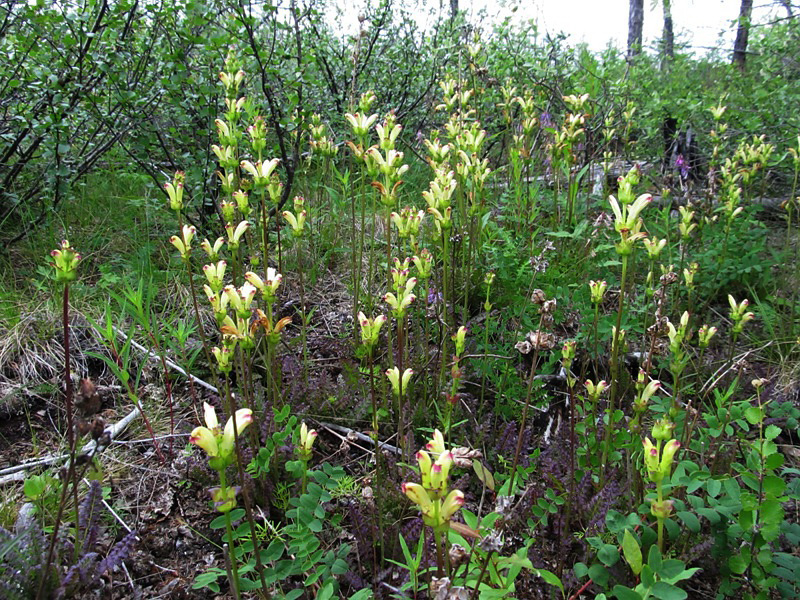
762 475 786 497
729 553 749 574
744 406 763 424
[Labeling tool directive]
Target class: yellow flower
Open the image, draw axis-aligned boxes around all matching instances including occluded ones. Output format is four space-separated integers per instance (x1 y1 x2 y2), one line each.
299 422 318 458
386 367 413 397
190 402 253 466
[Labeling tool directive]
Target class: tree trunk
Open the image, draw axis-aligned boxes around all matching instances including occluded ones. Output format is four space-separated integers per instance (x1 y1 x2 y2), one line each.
661 0 674 70
778 0 793 18
733 0 754 71
450 0 458 21
627 0 644 60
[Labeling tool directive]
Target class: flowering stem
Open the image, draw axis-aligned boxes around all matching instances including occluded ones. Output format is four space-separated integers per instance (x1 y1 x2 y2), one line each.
276 219 283 274
260 190 270 275
357 170 369 310
36 282 80 600
422 278 431 403
602 254 629 481
367 347 385 565
478 299 491 421
557 378 578 578
178 212 215 384
470 549 496 600
591 302 600 389
350 171 359 338
223 376 271 597
397 315 407 453
433 525 445 577
221 504 241 599
295 243 308 385
508 312 545 495
439 230 451 390
656 481 665 554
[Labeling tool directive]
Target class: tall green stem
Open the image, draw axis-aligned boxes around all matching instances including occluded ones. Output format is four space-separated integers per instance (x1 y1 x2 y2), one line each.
602 255 629 481
508 312 545 495
36 283 79 600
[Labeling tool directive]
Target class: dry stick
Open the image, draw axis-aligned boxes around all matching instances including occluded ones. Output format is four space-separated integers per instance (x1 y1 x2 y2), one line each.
322 422 401 455
113 327 218 393
0 407 142 482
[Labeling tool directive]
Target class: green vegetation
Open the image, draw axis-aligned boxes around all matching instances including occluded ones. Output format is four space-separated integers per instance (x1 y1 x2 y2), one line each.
1 2 799 599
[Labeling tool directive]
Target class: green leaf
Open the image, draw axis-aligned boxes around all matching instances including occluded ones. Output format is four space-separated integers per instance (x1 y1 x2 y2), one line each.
641 564 655 588
744 406 763 424
706 478 721 498
317 581 335 600
650 581 687 600
648 544 663 572
765 452 784 470
473 460 495 491
764 425 781 440
723 477 741 503
589 563 609 587
533 568 564 593
239 577 261 591
622 529 643 575
696 507 720 524
574 562 590 579
308 518 323 533
762 475 786 497
23 476 46 500
192 569 223 591
760 498 784 524
659 559 687 579
598 543 620 567
676 511 700 533
331 558 349 575
261 540 284 562
611 584 643 600
729 552 749 574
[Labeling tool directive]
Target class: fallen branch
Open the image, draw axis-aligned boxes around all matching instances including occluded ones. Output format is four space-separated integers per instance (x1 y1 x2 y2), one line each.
112 326 218 394
321 422 401 455
0 406 140 484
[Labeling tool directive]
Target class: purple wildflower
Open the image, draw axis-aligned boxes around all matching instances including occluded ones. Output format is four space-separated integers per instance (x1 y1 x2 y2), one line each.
675 154 689 178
